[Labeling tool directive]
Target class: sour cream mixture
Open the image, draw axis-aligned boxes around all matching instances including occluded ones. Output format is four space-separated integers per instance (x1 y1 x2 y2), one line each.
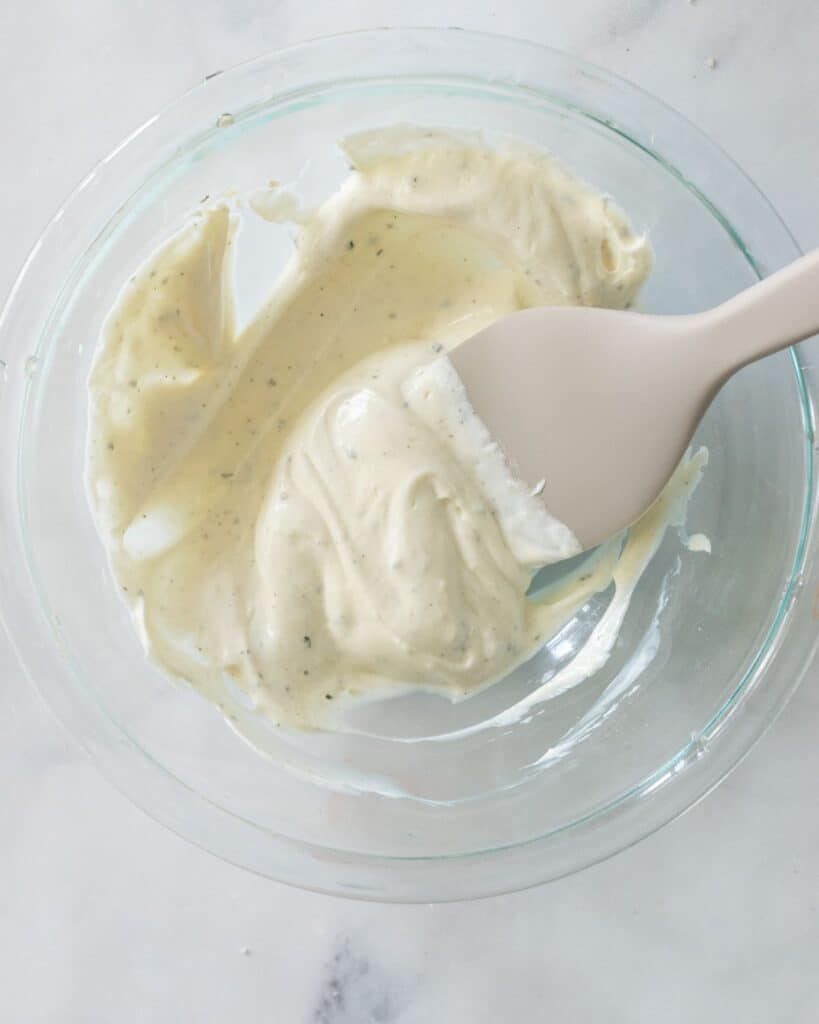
87 126 704 731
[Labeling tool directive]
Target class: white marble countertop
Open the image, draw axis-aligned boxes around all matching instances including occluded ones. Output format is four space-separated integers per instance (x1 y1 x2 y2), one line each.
3 1 819 1020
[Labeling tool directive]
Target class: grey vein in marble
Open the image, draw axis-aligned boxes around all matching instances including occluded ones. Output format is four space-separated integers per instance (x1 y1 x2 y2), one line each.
311 937 408 1024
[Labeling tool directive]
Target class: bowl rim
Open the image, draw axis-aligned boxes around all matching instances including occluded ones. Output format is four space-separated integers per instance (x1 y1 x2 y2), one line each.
1 26 817 902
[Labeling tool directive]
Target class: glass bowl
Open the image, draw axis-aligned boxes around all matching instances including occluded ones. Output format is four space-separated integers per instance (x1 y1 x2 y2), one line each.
1 28 817 902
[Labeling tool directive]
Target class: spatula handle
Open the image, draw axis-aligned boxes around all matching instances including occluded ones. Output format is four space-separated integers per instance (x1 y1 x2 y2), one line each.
700 248 819 377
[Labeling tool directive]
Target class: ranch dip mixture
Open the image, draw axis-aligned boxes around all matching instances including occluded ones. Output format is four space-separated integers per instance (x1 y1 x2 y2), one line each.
86 126 706 730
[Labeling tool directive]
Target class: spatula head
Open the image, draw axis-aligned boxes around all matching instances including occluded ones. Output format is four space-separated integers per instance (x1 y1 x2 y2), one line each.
449 305 711 551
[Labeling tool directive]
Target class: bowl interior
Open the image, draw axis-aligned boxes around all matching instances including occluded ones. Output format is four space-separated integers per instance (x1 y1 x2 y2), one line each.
5 31 815 898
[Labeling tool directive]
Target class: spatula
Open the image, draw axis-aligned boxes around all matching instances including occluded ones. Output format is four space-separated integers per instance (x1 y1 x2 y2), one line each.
449 250 819 552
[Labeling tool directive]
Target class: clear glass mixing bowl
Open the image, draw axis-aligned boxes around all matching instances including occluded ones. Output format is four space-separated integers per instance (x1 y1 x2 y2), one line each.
1 29 817 902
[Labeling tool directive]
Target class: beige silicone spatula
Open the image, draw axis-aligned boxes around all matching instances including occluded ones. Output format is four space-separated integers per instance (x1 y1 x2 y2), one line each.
450 251 819 552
